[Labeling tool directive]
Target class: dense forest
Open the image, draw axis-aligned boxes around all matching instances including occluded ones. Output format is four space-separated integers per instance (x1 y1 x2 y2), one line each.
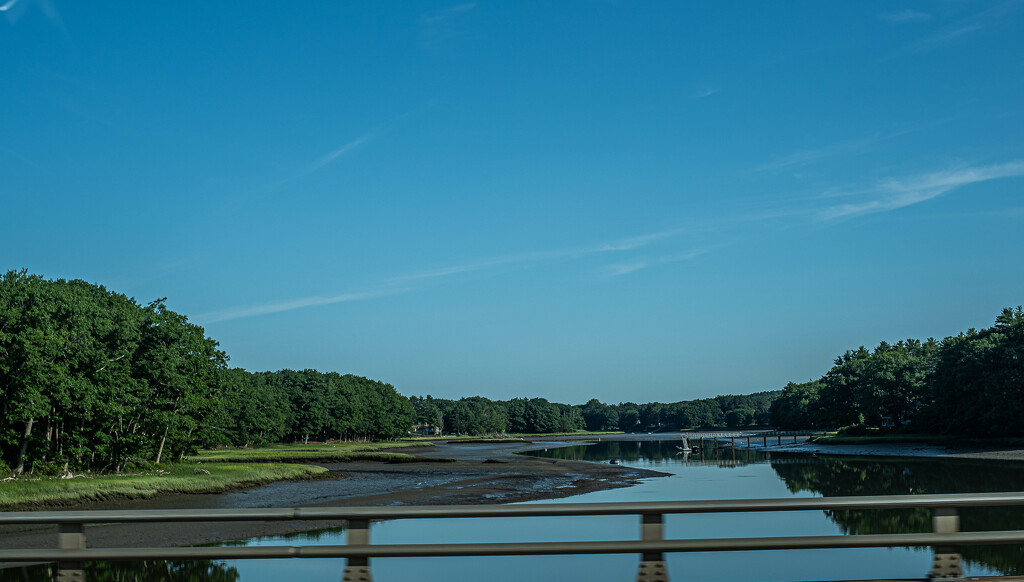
9 271 1015 477
0 272 778 475
0 272 412 475
1 272 778 475
408 392 777 435
770 307 1024 436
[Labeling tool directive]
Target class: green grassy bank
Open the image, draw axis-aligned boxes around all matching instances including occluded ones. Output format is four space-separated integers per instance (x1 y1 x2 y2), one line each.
188 441 441 463
0 462 328 510
0 442 453 510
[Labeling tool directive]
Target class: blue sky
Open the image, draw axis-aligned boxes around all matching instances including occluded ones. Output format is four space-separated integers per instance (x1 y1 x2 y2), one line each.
2 1 1022 403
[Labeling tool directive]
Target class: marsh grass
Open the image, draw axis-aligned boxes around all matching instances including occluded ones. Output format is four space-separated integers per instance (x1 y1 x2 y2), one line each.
0 463 328 510
404 431 622 443
189 442 429 463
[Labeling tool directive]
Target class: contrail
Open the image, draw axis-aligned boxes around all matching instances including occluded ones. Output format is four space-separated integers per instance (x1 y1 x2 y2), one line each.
0 0 21 11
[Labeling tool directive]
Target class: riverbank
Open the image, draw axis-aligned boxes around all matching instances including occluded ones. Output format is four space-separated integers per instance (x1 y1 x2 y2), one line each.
0 463 329 510
0 440 666 551
754 440 1024 462
0 442 438 511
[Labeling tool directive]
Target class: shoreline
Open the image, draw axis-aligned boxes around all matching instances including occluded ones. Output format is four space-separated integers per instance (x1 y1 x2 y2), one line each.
0 440 667 552
6 434 1024 555
754 440 1024 462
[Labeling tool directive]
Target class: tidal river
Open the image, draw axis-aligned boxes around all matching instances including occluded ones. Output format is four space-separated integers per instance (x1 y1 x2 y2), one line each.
6 440 1024 581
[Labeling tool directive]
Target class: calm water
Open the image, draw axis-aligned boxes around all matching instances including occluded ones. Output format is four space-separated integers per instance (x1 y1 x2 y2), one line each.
7 440 1024 581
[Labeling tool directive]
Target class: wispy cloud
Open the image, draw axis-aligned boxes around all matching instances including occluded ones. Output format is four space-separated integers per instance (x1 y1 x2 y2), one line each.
394 229 685 282
246 110 423 198
692 85 720 100
917 23 984 47
601 248 710 277
244 126 382 196
597 230 682 251
421 2 476 25
199 229 685 323
879 9 931 23
755 120 952 173
603 261 648 277
817 161 1024 220
905 1 1019 52
756 135 883 173
196 157 1024 323
299 129 378 178
419 2 477 49
195 288 408 324
0 146 41 168
2 0 69 39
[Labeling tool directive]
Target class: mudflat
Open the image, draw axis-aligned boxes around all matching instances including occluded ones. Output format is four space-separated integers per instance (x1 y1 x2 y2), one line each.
0 441 666 550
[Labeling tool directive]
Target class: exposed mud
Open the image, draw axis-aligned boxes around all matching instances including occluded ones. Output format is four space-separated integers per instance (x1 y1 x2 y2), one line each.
0 441 666 551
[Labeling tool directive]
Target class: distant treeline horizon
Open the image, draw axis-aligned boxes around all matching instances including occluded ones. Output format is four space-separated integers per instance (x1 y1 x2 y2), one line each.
4 271 1019 477
408 392 778 435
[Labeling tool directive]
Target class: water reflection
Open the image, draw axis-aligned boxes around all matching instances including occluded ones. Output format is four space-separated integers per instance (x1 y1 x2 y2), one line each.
0 560 239 582
532 441 1024 576
529 438 765 465
771 455 1024 575
8 442 1024 580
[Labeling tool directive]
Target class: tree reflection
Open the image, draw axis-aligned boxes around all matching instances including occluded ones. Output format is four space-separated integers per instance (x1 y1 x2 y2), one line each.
528 439 765 466
772 455 1024 575
0 560 240 582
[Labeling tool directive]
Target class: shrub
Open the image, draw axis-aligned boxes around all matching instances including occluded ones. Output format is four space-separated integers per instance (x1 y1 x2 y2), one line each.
30 461 65 477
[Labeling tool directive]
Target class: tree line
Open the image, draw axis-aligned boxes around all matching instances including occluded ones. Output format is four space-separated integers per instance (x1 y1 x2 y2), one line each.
0 271 411 475
770 307 1024 436
409 392 778 435
0 271 780 475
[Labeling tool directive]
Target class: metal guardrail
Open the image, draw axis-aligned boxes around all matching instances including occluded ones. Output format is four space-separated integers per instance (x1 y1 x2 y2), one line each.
4 492 1024 581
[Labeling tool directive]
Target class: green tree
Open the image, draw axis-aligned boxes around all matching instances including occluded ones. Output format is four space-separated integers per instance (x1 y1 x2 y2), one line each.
134 299 227 464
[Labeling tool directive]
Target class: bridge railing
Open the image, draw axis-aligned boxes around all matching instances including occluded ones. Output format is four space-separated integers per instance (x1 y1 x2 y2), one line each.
5 492 1024 581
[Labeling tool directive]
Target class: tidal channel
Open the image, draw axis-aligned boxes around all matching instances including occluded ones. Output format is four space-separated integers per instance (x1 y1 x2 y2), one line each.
6 439 1024 581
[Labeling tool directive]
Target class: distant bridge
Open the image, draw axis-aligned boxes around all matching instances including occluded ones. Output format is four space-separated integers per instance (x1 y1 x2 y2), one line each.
4 491 1024 581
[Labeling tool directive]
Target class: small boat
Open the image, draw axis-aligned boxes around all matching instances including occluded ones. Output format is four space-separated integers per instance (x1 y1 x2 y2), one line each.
609 459 621 465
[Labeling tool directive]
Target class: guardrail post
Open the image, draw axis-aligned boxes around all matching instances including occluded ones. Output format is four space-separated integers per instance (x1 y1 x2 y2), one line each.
637 513 668 582
57 523 85 582
343 519 372 582
929 508 963 581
